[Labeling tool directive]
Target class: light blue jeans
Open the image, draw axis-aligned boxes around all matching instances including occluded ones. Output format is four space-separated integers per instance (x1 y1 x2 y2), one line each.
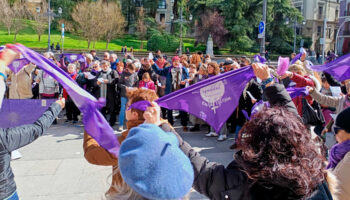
119 97 128 128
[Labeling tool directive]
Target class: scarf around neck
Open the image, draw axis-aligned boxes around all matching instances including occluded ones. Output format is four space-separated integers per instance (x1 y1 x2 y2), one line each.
327 139 350 169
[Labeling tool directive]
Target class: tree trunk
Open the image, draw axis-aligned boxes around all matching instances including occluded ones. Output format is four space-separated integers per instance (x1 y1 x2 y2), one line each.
88 40 91 49
93 41 96 49
38 34 41 42
140 40 143 50
7 27 11 35
14 33 17 43
106 39 109 49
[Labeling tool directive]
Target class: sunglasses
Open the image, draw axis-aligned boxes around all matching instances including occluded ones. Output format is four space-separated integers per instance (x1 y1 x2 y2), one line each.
332 125 342 135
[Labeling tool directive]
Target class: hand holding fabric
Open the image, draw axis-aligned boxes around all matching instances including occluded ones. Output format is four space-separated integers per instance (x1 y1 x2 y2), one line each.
143 102 161 126
56 98 66 109
252 63 270 80
0 46 20 66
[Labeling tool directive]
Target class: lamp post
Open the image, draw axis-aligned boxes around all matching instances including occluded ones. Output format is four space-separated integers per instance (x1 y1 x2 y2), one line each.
292 20 306 53
171 7 192 56
42 0 62 52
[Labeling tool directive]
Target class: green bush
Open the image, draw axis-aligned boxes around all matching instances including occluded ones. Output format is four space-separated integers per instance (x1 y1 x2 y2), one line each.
147 33 180 52
268 37 293 54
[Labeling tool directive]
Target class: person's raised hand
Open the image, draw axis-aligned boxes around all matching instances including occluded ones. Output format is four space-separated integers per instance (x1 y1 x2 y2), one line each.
56 98 65 109
306 86 314 93
252 63 270 80
143 102 161 126
149 59 155 66
0 47 20 66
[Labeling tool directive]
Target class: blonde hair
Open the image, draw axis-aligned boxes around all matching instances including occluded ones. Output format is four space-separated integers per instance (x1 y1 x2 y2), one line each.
289 64 306 74
190 54 201 67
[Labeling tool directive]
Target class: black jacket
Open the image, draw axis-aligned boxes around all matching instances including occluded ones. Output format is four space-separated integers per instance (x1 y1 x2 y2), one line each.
138 66 158 83
118 71 139 98
177 84 332 200
0 103 61 199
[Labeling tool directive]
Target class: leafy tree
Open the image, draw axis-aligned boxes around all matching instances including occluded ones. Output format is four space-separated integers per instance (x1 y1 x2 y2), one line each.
136 7 147 50
195 10 229 48
29 1 48 42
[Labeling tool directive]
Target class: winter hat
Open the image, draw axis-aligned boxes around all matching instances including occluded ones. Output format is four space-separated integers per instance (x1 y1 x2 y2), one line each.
118 124 194 200
335 107 350 133
172 56 180 63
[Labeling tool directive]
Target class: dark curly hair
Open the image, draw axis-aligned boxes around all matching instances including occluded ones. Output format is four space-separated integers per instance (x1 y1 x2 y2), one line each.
235 107 326 198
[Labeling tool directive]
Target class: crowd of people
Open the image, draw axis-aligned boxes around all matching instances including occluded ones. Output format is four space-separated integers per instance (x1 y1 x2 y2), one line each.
0 44 350 200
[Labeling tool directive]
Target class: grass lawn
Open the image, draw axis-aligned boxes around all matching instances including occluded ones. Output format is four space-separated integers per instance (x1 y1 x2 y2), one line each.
0 23 213 53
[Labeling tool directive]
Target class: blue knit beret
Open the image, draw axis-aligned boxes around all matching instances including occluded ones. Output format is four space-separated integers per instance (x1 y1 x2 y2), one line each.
118 124 194 200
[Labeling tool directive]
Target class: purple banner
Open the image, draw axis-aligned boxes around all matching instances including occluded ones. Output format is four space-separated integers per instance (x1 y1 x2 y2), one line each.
253 55 266 64
277 57 290 76
311 53 350 81
291 53 302 64
61 53 87 65
286 87 309 99
8 44 120 158
0 99 56 128
7 58 30 74
157 67 255 133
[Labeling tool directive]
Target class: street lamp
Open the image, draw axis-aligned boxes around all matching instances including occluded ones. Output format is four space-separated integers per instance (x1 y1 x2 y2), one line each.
45 0 62 52
171 8 192 56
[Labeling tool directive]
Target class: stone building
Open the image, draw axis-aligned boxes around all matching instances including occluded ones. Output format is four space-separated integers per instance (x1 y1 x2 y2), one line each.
292 0 340 54
337 0 350 55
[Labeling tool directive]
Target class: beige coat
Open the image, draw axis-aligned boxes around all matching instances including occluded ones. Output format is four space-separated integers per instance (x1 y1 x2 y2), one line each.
8 64 36 99
330 151 350 200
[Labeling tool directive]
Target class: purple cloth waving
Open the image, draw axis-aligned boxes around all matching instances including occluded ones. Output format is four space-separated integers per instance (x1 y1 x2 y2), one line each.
0 99 56 128
286 87 309 99
291 53 302 64
253 55 266 64
61 53 86 64
157 67 255 132
327 140 350 169
9 44 120 158
311 53 350 81
130 67 255 132
7 58 30 74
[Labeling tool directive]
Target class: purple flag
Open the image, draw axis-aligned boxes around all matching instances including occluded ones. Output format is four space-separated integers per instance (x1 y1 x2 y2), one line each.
311 53 350 81
291 53 302 64
0 99 56 128
253 55 266 64
157 67 255 133
277 57 290 76
7 58 30 74
286 87 309 99
9 44 120 158
61 53 87 65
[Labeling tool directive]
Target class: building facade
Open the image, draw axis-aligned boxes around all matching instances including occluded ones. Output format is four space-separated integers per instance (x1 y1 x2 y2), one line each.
338 0 350 55
292 0 340 54
155 0 174 32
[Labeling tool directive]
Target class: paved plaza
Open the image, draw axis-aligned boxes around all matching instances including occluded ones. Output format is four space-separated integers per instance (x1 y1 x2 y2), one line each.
11 116 236 200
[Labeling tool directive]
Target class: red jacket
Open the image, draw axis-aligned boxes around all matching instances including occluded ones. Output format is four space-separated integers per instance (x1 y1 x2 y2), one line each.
138 80 156 91
291 73 315 116
63 73 78 100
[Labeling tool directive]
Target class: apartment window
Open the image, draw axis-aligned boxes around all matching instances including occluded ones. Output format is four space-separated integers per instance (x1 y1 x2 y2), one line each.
160 13 165 23
336 8 339 18
334 29 338 40
158 0 166 9
328 28 332 39
317 26 322 36
296 6 301 12
318 6 323 19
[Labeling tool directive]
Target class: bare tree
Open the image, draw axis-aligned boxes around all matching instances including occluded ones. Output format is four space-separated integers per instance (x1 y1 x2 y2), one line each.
30 1 48 42
12 2 27 42
0 0 14 35
136 7 147 50
72 0 106 49
104 2 125 49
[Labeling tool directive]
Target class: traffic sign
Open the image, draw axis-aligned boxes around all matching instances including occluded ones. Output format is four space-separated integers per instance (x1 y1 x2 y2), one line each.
258 21 265 34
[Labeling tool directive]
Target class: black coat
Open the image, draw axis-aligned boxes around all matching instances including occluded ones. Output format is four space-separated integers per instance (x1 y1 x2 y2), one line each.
138 67 158 83
177 84 332 200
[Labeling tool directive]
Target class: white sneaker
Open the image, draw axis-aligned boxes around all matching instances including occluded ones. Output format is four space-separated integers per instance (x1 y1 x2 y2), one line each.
217 134 227 141
205 132 219 137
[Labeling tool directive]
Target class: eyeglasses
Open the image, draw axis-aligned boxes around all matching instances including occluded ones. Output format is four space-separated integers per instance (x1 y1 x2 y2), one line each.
332 125 342 135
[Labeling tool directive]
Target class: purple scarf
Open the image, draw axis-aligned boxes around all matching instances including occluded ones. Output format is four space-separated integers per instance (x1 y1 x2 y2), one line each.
291 53 302 64
7 58 30 74
8 44 120 158
311 53 350 81
253 55 266 64
327 140 350 169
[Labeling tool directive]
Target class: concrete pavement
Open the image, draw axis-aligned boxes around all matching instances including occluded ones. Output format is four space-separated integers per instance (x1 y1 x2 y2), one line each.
12 118 236 200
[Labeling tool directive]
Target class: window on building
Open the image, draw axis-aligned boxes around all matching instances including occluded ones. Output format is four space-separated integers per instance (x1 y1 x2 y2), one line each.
317 26 322 36
318 6 323 19
336 8 339 18
328 28 332 39
158 0 166 9
160 13 165 23
334 29 338 40
296 6 301 12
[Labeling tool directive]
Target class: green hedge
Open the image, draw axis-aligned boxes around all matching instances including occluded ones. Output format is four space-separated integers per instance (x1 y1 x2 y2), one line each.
147 33 180 52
